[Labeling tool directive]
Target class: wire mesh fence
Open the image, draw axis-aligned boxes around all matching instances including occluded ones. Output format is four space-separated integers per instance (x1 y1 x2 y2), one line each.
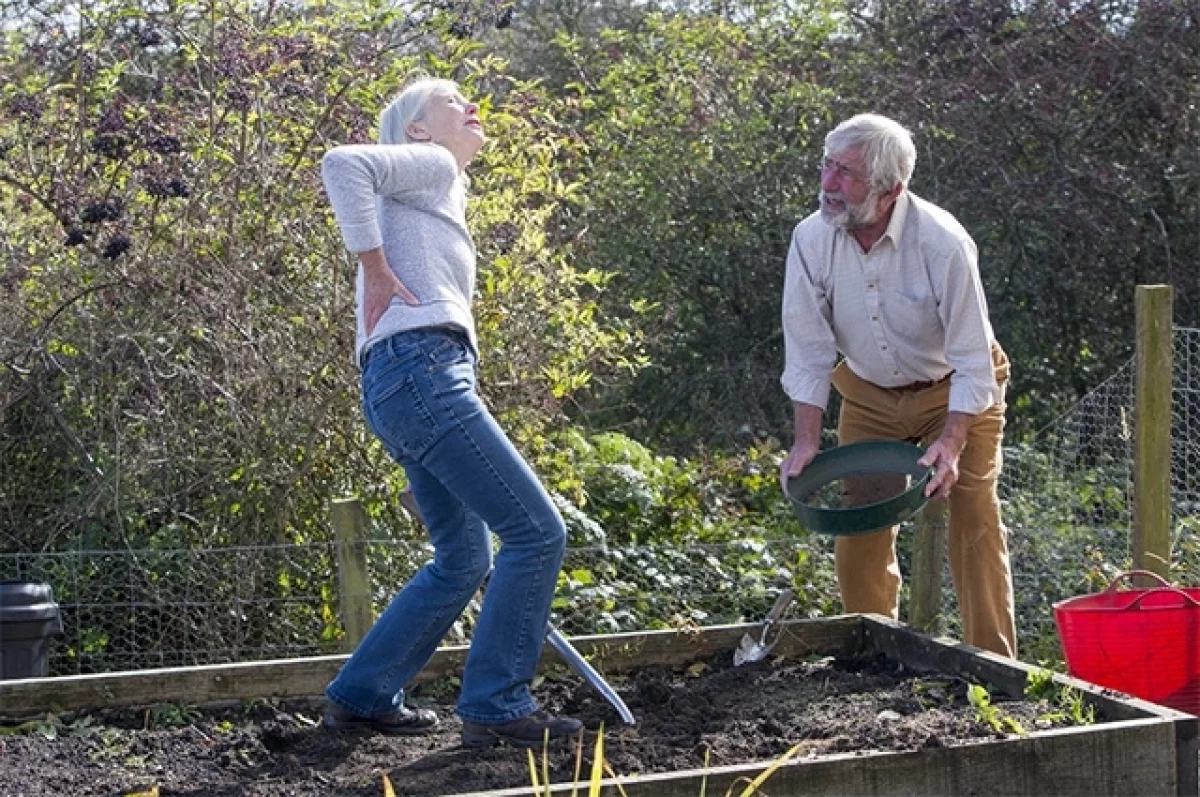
2 328 1198 677
0 544 344 674
0 536 825 677
993 326 1200 661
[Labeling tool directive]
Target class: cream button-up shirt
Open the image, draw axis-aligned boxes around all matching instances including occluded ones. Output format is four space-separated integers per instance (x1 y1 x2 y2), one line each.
781 191 1001 415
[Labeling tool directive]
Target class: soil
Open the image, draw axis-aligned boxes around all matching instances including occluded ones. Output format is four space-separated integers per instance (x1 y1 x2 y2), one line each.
0 652 1088 797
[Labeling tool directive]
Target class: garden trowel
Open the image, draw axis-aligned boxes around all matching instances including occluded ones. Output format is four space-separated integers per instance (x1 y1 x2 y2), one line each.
734 589 795 666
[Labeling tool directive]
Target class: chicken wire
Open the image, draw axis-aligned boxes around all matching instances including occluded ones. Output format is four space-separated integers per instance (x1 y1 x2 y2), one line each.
923 327 1200 660
2 329 1197 675
0 544 343 675
0 536 817 676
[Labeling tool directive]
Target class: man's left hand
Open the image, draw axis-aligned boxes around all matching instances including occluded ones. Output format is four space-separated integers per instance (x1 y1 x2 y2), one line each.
918 412 972 500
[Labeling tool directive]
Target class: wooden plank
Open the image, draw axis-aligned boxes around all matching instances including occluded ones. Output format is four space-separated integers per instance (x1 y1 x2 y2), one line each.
908 500 947 631
1176 714 1200 797
1 615 1178 728
3 615 1193 797
331 497 374 650
0 619 861 717
862 615 1192 722
6 614 1183 725
0 654 349 717
454 719 1181 797
577 616 865 672
863 615 1199 797
1133 284 1173 582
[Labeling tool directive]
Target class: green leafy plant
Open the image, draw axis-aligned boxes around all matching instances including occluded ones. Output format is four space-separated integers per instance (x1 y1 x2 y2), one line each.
144 703 201 729
0 712 62 739
966 683 1026 736
1024 669 1096 726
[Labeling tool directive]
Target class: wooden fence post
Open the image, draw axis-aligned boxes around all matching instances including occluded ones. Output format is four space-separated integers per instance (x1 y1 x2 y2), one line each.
332 497 375 651
1133 285 1173 583
908 500 947 632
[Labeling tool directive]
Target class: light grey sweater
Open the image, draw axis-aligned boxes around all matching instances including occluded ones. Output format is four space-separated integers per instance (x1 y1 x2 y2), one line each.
321 143 477 367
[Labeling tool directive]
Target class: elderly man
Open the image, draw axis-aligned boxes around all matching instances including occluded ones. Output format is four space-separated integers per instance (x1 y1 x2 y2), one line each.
779 113 1016 657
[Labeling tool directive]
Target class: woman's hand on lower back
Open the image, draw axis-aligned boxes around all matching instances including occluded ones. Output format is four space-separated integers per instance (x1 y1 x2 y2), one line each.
359 248 419 336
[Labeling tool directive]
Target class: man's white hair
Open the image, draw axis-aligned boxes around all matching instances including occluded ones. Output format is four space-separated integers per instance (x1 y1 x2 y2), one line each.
377 76 460 145
824 113 916 193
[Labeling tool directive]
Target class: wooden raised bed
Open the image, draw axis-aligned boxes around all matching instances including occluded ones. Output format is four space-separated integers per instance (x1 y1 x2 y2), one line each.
1 614 1196 797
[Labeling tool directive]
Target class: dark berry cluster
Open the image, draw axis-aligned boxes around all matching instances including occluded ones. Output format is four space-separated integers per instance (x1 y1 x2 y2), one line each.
64 228 87 247
490 221 520 254
226 86 252 111
274 35 316 66
144 176 191 199
136 26 164 48
439 0 515 38
7 94 43 123
90 103 133 159
91 134 131 160
277 81 307 99
95 104 127 135
216 35 273 80
146 135 182 156
80 199 125 224
102 235 132 260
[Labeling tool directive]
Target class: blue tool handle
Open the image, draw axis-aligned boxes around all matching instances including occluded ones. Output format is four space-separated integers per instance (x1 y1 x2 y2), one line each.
545 626 637 725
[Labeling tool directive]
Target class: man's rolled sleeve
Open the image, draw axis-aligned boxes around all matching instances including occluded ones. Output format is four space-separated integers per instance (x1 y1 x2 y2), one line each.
781 224 838 409
939 239 1000 415
781 365 833 409
948 375 1000 415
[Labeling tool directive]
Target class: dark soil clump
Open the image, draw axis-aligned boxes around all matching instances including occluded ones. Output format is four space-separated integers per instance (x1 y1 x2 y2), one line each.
0 652 1086 796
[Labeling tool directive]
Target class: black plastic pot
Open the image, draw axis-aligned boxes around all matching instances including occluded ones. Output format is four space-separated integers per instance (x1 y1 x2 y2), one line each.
0 581 63 679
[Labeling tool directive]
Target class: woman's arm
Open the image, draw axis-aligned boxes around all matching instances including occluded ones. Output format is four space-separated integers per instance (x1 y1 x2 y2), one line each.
320 143 457 253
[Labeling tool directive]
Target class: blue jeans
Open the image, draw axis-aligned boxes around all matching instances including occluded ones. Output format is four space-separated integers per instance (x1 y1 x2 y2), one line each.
325 327 568 723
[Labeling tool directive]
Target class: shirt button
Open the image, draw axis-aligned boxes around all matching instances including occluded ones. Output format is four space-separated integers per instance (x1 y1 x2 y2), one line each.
893 370 900 375
871 316 878 321
881 345 888 350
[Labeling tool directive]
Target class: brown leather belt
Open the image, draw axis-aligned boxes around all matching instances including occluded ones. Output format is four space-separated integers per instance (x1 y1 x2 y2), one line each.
890 372 953 393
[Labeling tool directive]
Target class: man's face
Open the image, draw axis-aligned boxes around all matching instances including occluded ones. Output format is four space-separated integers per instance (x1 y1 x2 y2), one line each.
818 148 879 229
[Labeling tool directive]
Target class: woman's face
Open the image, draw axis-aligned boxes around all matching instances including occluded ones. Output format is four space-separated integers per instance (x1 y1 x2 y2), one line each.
408 89 485 163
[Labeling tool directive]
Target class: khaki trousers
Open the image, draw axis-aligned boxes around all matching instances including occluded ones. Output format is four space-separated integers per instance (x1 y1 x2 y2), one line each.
830 344 1017 658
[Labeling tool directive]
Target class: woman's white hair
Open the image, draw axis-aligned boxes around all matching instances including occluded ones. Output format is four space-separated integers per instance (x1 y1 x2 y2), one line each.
377 76 460 145
824 114 916 193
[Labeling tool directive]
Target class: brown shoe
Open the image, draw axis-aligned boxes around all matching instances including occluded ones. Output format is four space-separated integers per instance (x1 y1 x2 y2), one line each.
322 703 439 736
461 711 584 748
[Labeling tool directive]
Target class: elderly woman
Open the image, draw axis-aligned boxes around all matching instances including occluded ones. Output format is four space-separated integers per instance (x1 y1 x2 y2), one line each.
319 77 582 748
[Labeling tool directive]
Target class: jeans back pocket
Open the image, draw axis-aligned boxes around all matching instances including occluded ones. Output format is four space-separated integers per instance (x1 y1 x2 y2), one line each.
364 365 439 461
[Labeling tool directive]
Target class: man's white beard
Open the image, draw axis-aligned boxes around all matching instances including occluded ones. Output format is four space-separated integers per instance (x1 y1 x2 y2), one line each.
820 190 881 230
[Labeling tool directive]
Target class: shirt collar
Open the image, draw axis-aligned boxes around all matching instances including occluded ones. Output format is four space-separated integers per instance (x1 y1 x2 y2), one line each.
879 190 910 249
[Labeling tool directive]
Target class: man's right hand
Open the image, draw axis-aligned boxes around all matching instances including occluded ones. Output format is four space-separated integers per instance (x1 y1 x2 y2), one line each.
780 441 819 493
780 401 825 493
360 248 419 337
